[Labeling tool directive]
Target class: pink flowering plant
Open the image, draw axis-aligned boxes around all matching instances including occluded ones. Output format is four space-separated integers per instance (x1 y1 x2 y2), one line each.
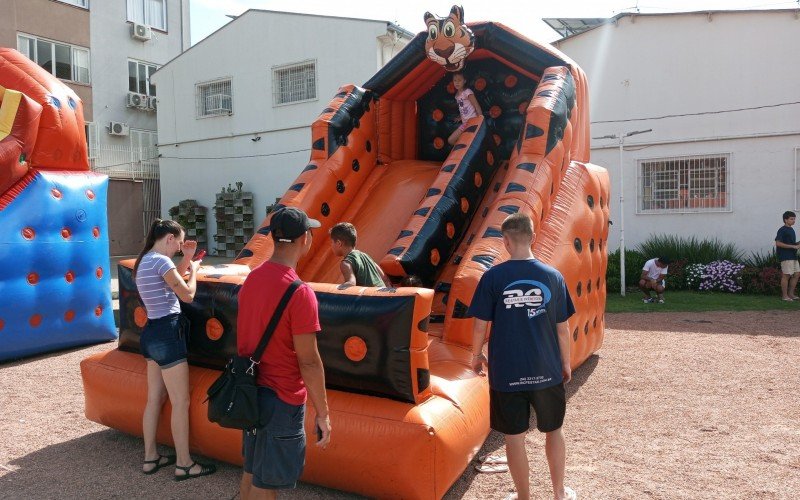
698 260 745 293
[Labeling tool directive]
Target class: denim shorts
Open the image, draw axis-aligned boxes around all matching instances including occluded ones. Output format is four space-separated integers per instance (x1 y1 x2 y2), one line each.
242 387 306 490
139 313 188 368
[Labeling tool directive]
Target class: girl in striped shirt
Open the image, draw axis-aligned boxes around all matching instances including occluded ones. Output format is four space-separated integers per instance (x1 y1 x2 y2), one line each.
133 219 215 481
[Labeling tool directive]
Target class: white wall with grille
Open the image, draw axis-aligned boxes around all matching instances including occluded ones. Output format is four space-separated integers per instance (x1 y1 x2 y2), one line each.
555 10 800 254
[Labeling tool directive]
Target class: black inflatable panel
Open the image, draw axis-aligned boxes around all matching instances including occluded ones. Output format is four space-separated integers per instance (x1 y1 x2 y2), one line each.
119 265 423 402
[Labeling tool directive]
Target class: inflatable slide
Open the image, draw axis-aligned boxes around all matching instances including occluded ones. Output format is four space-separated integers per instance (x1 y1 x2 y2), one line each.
0 48 116 362
82 9 609 499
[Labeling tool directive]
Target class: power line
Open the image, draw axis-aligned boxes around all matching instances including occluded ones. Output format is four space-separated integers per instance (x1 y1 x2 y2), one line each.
592 100 800 124
159 148 312 161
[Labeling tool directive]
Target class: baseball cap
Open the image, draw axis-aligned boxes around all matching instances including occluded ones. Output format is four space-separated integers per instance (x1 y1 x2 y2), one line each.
270 207 321 243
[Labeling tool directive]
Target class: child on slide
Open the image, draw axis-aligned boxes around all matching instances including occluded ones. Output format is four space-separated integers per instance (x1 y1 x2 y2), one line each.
448 71 483 145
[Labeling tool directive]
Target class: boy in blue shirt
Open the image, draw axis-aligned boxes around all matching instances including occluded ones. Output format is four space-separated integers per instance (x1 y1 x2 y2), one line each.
468 213 576 500
775 210 800 301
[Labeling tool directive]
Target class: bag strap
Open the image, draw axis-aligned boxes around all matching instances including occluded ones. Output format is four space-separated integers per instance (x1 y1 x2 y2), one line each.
250 279 303 363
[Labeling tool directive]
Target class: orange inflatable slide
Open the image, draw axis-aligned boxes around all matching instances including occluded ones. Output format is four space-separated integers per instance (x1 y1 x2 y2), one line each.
81 12 609 499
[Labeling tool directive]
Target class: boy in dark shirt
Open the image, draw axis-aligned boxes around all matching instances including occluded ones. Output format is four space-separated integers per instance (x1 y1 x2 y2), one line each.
775 210 800 301
329 222 391 288
468 213 576 500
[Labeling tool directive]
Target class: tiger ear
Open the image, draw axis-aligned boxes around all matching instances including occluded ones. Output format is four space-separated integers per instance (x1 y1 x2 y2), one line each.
424 11 436 24
449 5 465 23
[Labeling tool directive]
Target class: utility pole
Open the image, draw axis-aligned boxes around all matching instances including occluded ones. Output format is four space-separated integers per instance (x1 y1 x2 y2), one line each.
593 129 652 296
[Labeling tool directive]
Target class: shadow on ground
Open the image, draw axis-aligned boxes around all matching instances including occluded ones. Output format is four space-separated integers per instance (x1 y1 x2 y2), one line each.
2 428 360 500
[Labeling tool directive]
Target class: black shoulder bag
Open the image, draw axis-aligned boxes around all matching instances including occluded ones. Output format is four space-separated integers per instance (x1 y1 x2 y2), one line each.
206 279 302 430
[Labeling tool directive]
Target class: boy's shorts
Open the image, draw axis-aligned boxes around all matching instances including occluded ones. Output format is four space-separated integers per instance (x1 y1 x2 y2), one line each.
140 313 188 368
780 260 800 275
242 387 306 490
490 383 566 435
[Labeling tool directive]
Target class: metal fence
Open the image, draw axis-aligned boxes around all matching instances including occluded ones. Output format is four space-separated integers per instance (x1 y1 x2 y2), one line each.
90 144 160 236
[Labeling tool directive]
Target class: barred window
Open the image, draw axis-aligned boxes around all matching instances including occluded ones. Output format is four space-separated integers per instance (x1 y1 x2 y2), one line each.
195 79 232 118
272 60 317 106
638 154 731 213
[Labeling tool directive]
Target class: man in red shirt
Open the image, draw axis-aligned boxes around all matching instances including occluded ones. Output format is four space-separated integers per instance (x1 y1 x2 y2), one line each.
237 207 330 499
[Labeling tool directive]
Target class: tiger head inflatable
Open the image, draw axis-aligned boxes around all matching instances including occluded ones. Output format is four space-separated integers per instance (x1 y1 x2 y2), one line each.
424 5 475 72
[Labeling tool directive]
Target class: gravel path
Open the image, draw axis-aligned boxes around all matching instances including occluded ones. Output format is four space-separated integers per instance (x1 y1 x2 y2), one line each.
2 310 798 499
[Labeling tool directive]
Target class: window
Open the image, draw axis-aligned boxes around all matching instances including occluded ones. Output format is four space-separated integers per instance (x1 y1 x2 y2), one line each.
638 154 731 213
128 60 158 96
85 122 98 162
131 129 158 160
55 0 89 8
272 60 317 106
127 0 166 31
17 34 90 84
195 79 232 118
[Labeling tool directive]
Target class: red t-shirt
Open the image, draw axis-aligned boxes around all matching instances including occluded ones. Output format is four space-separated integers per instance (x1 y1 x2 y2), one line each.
237 261 320 405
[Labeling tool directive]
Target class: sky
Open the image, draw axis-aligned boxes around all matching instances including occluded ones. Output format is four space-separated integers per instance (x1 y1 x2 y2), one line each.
189 0 799 45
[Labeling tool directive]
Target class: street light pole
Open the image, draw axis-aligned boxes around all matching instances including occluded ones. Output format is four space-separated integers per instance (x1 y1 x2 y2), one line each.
593 129 652 297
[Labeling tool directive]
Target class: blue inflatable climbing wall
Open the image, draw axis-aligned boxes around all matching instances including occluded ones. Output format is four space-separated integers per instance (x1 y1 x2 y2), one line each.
0 171 117 361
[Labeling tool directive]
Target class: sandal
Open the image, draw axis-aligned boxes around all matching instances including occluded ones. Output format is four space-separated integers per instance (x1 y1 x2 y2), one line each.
174 461 217 481
474 461 509 473
142 454 176 475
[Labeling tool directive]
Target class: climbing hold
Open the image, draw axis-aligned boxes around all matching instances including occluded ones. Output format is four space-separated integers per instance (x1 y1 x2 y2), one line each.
344 336 368 362
206 318 224 341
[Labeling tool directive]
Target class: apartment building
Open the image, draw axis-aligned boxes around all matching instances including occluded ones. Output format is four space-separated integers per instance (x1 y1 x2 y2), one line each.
0 0 189 254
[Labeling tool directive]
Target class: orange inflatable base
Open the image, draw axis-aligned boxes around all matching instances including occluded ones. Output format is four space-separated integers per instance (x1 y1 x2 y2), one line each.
81 348 489 499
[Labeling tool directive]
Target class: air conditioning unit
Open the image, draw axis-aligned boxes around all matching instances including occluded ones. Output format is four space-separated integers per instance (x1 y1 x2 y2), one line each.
126 92 147 108
109 121 129 136
205 94 232 114
131 23 152 41
147 96 157 111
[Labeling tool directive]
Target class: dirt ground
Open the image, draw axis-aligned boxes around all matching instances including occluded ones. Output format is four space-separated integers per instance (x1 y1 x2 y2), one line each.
2 310 799 499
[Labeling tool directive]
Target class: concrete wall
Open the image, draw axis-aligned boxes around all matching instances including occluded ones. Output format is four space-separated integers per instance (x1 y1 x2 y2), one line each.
89 0 188 147
153 10 411 253
0 0 92 117
555 10 800 254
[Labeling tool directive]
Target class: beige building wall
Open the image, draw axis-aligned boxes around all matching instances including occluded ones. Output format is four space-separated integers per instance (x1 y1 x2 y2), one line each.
0 0 92 118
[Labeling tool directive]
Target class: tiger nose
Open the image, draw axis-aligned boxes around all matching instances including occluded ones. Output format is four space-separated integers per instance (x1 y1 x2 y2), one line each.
434 46 454 59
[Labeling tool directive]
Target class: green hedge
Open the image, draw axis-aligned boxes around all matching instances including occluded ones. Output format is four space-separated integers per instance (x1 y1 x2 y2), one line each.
605 235 785 295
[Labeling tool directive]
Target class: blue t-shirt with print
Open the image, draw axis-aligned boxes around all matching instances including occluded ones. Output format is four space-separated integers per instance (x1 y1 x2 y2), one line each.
775 225 797 261
467 259 575 392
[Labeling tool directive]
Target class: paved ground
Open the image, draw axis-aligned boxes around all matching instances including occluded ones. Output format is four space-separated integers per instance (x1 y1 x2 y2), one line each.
2 310 798 499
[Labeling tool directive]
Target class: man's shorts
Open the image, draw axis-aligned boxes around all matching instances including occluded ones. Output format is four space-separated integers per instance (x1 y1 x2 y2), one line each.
490 383 566 435
242 387 306 490
780 259 800 275
140 313 188 368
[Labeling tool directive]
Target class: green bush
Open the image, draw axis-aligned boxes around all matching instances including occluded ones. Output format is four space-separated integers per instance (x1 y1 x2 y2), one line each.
664 258 688 290
742 249 780 269
606 248 646 293
637 234 744 264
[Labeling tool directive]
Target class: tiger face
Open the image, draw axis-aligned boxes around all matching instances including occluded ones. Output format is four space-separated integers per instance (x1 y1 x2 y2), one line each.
424 5 475 72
